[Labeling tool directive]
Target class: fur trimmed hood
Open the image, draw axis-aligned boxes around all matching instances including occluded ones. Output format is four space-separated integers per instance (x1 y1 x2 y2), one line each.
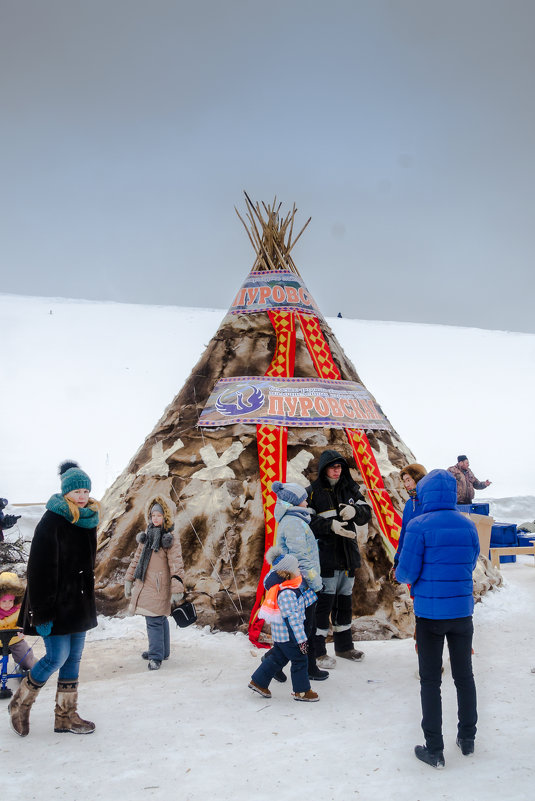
144 494 176 532
0 571 25 603
400 463 427 485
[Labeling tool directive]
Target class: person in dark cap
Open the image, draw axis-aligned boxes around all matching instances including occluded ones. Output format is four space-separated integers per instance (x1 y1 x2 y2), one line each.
447 456 491 505
306 449 371 667
0 498 21 543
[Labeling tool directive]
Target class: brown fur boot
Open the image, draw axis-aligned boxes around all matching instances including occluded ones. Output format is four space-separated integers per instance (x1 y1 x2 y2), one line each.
8 673 45 737
54 680 95 734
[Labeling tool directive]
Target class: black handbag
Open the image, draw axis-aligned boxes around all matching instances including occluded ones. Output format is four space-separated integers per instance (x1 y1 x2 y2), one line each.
171 600 197 628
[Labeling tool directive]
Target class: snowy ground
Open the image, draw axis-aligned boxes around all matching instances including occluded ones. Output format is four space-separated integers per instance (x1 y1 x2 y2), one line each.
2 560 535 801
3 293 535 798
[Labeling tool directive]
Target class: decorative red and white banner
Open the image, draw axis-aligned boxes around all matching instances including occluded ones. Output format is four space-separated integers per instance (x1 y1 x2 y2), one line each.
198 376 391 431
229 270 322 318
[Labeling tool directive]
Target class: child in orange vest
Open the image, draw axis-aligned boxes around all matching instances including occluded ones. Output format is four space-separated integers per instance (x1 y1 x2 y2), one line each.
248 547 319 702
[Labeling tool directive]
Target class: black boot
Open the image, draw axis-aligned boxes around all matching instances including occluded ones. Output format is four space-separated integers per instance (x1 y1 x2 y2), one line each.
414 745 445 769
456 737 475 755
306 633 329 680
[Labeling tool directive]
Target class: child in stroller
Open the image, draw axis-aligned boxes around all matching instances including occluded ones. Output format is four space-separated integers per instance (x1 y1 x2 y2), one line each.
0 572 36 697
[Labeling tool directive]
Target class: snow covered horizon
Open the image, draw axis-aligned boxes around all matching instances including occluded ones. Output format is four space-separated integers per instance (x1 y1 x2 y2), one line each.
2 292 534 516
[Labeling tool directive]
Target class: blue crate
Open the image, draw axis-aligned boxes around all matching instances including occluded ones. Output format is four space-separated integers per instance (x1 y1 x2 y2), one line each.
490 523 518 546
456 503 490 515
470 503 490 516
517 532 535 547
489 522 519 563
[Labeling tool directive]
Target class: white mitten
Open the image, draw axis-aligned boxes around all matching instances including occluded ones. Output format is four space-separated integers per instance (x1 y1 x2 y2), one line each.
331 519 356 539
339 503 356 521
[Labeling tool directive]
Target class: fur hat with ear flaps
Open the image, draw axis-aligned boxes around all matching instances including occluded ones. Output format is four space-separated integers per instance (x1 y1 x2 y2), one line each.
136 494 176 548
399 463 427 484
0 571 25 603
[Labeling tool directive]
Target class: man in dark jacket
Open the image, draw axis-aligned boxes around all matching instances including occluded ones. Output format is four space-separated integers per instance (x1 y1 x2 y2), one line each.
0 498 21 543
397 469 480 769
447 455 491 505
306 449 371 667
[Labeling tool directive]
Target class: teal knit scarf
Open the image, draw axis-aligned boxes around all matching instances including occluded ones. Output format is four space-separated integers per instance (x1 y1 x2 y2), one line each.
46 494 99 529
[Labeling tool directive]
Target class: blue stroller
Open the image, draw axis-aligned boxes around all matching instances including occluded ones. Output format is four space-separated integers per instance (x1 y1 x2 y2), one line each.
0 628 26 699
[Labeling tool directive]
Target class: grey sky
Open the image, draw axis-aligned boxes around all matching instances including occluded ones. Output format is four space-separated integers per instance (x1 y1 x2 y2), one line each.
1 0 534 332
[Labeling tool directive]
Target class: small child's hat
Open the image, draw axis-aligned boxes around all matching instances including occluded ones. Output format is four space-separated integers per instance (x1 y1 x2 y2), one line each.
272 481 307 507
265 545 299 575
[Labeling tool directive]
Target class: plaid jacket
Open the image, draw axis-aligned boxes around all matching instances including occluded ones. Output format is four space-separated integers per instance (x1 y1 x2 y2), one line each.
269 585 316 644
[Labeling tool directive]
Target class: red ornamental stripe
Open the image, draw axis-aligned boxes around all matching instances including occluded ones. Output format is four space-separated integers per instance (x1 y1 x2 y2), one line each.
249 309 295 646
296 312 401 554
345 428 402 551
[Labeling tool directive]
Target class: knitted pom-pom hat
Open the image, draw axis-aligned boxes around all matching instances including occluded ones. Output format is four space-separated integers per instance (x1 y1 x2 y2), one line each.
271 481 307 507
60 460 92 495
265 545 300 575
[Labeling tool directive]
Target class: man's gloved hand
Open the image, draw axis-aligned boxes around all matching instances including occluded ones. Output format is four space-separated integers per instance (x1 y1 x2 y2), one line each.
124 580 133 599
298 641 308 655
1 514 21 529
331 519 356 539
171 592 184 606
339 504 356 522
36 621 52 637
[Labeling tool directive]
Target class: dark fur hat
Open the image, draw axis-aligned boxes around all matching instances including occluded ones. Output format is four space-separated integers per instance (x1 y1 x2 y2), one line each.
400 463 427 484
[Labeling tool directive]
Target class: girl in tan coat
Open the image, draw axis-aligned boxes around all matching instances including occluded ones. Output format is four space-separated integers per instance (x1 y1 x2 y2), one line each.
124 495 184 670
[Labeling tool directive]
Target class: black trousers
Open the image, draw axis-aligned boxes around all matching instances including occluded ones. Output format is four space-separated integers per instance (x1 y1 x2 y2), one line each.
416 615 477 753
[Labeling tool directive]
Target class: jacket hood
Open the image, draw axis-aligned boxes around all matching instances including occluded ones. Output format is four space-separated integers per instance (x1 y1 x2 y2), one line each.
318 450 350 481
144 494 176 532
416 469 458 513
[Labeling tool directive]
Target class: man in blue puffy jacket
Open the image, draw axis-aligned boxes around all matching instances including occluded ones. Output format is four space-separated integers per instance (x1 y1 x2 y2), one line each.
396 469 480 770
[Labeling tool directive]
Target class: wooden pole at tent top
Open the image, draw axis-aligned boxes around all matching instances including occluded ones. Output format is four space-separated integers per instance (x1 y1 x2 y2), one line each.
235 192 311 275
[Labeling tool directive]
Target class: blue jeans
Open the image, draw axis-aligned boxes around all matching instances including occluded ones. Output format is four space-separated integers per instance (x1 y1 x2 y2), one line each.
31 632 87 684
416 616 477 752
145 616 170 662
252 632 310 694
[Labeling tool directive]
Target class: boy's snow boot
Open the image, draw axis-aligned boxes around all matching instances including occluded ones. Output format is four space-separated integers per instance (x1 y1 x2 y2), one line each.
414 745 445 769
142 652 168 661
261 651 286 683
8 672 44 737
456 737 475 755
292 689 319 702
335 648 365 662
308 667 329 681
148 660 161 671
54 680 95 734
248 680 272 698
316 654 336 669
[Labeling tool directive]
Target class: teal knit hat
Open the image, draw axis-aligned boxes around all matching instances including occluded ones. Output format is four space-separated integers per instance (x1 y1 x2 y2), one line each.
59 461 92 495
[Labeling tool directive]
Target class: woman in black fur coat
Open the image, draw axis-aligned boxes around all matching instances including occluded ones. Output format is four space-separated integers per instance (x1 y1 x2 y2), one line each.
8 461 99 738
